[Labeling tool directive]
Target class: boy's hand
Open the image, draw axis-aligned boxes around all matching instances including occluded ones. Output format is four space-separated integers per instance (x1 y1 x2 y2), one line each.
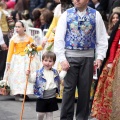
26 70 30 76
6 63 10 71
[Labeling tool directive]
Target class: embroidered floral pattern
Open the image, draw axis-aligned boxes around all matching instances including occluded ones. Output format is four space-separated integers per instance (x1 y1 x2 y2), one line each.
91 49 120 120
34 67 60 98
65 7 96 50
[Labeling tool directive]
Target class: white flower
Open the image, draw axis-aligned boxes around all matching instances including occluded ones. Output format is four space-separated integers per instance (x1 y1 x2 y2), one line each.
28 48 32 51
27 44 30 47
0 80 6 86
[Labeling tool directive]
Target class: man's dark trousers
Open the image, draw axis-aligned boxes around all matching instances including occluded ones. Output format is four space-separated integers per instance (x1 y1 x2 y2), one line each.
60 57 94 120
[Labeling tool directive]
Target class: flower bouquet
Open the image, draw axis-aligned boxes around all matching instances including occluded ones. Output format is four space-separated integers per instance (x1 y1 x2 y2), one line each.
0 80 10 95
24 43 38 56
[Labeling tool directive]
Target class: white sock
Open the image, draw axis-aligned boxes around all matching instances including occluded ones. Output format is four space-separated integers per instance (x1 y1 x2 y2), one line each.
37 112 45 120
46 112 53 120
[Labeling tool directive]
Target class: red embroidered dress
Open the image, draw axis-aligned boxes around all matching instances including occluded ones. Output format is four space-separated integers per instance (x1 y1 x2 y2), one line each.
91 29 120 120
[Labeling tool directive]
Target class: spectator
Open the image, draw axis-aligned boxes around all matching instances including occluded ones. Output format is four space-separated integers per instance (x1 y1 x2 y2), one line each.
108 11 120 35
46 0 59 12
92 0 108 28
6 0 15 9
100 0 109 13
22 10 33 27
14 0 29 12
88 0 95 9
29 0 46 19
92 0 107 18
40 8 53 31
0 28 7 54
109 0 120 14
15 11 22 21
32 8 41 28
0 1 10 80
10 10 18 23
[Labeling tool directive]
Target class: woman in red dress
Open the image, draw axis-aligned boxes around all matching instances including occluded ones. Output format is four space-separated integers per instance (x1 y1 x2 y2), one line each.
91 17 120 120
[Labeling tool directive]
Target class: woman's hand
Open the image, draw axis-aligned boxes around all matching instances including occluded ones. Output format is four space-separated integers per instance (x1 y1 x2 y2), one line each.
41 39 47 48
107 63 113 69
6 63 10 71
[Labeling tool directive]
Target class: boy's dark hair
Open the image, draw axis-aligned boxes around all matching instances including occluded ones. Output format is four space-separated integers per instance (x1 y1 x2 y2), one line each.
42 51 56 62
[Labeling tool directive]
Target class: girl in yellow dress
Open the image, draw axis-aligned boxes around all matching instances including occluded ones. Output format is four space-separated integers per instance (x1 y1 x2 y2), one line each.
43 0 73 52
5 20 45 101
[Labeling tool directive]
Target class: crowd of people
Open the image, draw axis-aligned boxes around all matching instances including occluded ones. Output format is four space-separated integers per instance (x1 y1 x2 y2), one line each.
0 0 120 120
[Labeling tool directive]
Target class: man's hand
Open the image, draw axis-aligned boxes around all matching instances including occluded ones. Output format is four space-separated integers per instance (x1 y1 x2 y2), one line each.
95 59 102 69
61 60 70 71
1 43 8 50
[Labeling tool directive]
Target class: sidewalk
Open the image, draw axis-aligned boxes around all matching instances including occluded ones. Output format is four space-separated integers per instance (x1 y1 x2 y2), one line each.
0 95 61 120
0 95 95 120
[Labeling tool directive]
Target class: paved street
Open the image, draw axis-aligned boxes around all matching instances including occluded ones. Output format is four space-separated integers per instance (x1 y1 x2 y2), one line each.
0 95 96 120
0 95 61 120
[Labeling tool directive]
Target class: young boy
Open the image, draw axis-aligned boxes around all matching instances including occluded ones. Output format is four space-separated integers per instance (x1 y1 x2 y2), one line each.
26 51 61 120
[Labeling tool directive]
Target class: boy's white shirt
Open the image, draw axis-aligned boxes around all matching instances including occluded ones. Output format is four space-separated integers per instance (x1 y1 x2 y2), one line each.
29 69 57 90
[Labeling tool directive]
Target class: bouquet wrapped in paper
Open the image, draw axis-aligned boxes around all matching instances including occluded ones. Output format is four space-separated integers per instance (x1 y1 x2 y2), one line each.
24 43 38 56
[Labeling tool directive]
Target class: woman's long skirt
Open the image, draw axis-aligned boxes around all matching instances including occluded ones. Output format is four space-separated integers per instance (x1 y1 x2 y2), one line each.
91 49 120 120
4 54 40 95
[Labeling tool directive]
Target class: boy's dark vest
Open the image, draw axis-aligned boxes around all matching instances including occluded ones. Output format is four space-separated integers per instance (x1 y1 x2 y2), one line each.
65 7 96 50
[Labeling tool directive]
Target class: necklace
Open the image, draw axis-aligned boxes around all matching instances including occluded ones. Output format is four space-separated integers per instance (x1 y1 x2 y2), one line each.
17 34 26 41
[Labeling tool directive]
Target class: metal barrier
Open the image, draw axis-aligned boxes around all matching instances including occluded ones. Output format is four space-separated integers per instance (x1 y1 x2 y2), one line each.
28 27 43 62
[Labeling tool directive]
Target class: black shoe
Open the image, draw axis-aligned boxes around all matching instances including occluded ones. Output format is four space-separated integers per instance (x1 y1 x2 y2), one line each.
20 94 30 101
25 95 29 101
15 94 23 102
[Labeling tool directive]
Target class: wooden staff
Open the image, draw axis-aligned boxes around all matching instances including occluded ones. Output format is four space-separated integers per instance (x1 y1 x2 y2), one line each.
20 55 32 120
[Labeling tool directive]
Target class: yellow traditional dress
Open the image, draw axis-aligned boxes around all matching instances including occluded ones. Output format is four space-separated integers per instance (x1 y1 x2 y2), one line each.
5 33 42 95
43 4 61 52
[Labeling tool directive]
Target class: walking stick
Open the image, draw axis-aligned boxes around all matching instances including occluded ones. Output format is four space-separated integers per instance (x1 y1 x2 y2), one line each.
20 42 38 120
20 55 32 120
